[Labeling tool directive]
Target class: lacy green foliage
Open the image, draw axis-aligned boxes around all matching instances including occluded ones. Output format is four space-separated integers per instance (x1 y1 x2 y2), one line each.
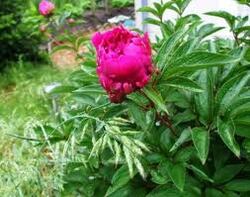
29 0 250 196
0 61 69 196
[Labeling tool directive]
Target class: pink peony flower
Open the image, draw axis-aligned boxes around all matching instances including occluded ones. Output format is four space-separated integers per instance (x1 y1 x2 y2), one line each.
92 26 153 103
39 0 55 16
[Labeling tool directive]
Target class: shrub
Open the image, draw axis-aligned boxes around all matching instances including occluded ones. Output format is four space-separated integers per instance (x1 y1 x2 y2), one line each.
0 0 44 69
31 0 250 196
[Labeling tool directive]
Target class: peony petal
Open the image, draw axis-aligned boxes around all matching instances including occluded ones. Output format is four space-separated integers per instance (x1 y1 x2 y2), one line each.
92 32 103 49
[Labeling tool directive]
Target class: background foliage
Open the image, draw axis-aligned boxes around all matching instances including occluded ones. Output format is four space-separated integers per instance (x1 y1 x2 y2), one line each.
0 0 44 68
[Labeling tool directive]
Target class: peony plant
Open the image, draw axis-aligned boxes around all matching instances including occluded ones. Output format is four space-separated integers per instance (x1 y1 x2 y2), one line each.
32 0 250 196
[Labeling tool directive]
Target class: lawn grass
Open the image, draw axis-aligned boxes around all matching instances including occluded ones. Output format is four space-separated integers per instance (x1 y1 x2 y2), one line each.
0 60 69 196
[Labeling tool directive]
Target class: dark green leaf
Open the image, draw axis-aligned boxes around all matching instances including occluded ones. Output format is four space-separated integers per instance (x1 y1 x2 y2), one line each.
191 127 210 164
187 165 214 183
105 166 134 196
164 160 186 191
205 188 224 197
127 101 147 130
217 118 240 157
146 185 181 197
225 179 250 192
213 164 244 184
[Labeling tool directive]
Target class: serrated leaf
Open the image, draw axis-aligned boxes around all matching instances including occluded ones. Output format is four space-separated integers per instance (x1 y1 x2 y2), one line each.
133 157 145 179
123 146 134 177
114 141 121 165
191 127 210 164
217 118 240 157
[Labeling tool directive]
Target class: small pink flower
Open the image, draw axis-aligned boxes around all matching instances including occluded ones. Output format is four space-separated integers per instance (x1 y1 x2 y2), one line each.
39 0 55 16
92 26 153 103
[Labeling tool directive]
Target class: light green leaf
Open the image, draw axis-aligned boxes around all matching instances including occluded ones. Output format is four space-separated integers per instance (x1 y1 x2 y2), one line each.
170 128 191 152
156 28 189 69
160 76 203 92
187 164 214 183
205 11 236 28
143 88 168 114
191 127 210 164
123 146 134 177
137 6 159 18
165 52 241 77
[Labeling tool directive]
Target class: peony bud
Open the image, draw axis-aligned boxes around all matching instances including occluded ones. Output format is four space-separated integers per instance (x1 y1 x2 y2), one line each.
67 18 75 24
39 24 47 32
39 0 55 16
92 26 153 103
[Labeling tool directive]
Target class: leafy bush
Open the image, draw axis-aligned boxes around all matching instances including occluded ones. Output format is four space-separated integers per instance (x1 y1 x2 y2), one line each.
0 0 44 68
29 0 250 196
112 0 134 8
0 61 68 196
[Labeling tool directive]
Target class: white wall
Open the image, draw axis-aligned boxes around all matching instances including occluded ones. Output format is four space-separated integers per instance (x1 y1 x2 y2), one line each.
135 0 250 40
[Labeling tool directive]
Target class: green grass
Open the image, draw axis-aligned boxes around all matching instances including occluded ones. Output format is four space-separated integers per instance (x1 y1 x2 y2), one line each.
0 60 69 196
